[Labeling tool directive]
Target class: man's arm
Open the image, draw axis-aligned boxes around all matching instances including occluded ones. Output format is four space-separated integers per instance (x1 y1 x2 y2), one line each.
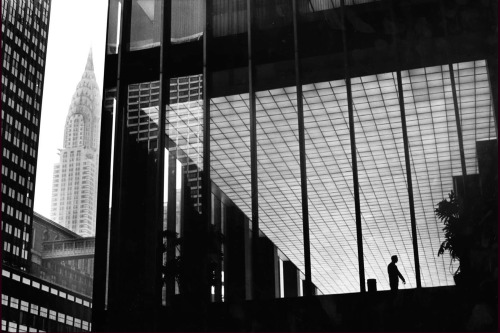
397 269 406 284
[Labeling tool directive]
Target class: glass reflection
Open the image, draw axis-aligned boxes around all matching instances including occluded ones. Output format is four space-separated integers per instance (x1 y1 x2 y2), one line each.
171 0 204 43
166 75 204 211
106 0 122 54
129 0 162 51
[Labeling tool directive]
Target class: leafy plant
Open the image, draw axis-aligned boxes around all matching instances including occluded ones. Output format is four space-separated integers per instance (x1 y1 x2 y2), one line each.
436 190 465 270
436 189 498 288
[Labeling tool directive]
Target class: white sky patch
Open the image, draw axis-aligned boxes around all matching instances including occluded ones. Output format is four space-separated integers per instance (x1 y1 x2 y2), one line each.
34 0 108 217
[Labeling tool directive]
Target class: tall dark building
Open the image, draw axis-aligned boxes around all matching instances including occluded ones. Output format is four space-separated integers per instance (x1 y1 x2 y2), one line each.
93 0 497 331
2 0 50 273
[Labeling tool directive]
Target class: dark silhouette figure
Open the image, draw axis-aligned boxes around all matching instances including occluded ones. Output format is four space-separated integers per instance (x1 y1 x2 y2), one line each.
388 255 406 291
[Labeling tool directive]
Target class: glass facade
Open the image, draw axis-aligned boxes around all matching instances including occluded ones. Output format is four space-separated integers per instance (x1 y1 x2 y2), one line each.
94 0 497 330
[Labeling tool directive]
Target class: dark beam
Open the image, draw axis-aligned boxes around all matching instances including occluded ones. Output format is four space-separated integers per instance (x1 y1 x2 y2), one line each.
203 0 214 304
247 0 259 300
486 58 498 139
341 0 365 293
448 64 468 196
105 0 132 316
158 0 172 307
396 71 422 289
292 0 312 297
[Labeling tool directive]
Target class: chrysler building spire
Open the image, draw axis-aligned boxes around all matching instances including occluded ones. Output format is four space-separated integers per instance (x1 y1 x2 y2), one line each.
50 49 101 236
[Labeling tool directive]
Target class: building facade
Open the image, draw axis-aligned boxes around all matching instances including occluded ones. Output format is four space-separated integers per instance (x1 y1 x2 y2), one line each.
2 267 92 332
50 51 102 237
2 0 50 272
93 0 497 331
1 213 94 332
31 212 94 298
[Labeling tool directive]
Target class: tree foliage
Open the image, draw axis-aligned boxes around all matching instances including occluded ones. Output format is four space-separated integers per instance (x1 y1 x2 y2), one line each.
436 191 465 265
436 189 498 287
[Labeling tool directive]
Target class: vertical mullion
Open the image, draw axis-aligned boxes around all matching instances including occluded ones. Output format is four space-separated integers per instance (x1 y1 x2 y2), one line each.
166 147 177 300
449 64 468 191
486 58 498 139
346 78 365 293
291 0 312 297
247 0 259 300
92 0 123 325
340 0 365 293
106 0 132 311
158 0 173 306
397 71 422 289
203 0 214 304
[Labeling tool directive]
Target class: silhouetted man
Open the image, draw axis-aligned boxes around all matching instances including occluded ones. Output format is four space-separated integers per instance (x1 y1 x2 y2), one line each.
388 255 406 291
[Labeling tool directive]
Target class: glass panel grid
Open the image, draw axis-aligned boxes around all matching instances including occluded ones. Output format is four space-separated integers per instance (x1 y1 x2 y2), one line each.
210 94 252 215
255 88 305 277
206 60 494 295
166 75 205 209
353 72 416 291
403 60 495 287
303 80 360 293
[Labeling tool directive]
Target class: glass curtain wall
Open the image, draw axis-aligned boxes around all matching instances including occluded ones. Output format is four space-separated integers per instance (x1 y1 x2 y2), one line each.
95 3 498 324
210 93 251 214
129 0 162 50
302 80 359 294
171 0 205 42
402 65 462 288
253 0 306 295
161 0 206 305
352 73 415 291
402 61 496 287
209 0 249 303
254 86 304 283
96 1 165 329
106 0 122 54
164 74 204 301
166 76 204 211
92 0 122 322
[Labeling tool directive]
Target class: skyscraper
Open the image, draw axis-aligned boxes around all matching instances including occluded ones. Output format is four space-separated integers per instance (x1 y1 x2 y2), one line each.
2 0 51 271
93 0 497 331
50 50 101 237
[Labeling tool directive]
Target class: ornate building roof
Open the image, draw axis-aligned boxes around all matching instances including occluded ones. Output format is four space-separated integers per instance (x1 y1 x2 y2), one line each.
63 49 101 150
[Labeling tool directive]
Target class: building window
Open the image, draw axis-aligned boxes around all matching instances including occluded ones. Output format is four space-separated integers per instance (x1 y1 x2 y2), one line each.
9 297 19 309
20 300 29 312
8 322 17 332
30 304 39 315
49 310 56 321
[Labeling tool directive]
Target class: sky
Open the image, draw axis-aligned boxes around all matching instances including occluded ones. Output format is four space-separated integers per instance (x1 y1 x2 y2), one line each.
34 0 109 218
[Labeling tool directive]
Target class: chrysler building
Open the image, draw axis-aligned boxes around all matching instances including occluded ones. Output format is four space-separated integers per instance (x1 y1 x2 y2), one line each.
50 50 101 236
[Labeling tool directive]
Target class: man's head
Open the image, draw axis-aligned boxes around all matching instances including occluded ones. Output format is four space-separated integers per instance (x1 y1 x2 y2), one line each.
391 255 398 263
